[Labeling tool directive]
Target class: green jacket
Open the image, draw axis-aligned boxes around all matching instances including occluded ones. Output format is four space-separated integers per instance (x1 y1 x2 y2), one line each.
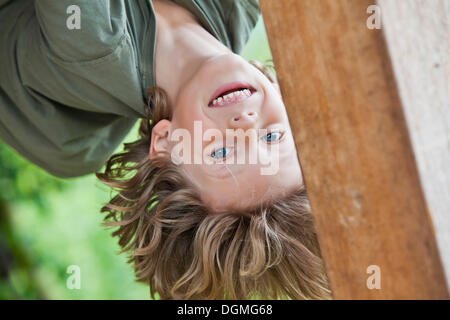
0 0 260 177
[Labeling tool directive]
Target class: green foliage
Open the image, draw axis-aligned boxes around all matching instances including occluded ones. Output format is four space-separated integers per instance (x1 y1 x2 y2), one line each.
0 143 65 213
242 18 272 66
0 134 148 299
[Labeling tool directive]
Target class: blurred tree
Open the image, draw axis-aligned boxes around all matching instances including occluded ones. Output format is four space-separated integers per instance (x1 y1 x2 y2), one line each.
0 142 66 299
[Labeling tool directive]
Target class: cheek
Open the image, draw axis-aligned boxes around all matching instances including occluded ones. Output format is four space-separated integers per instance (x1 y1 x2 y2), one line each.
262 93 289 123
172 83 205 127
172 103 200 132
284 146 303 184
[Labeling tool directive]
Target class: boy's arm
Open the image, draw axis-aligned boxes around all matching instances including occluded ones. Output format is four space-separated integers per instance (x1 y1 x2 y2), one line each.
0 0 142 178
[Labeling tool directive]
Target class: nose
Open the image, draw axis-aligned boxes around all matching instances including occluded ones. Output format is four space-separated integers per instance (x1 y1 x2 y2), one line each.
228 111 258 129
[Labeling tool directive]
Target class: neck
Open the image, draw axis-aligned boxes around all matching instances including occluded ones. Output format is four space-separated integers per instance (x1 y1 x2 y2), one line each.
153 0 231 106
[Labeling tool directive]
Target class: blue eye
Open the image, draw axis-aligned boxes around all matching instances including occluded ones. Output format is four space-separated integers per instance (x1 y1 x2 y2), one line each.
211 147 231 159
263 132 283 143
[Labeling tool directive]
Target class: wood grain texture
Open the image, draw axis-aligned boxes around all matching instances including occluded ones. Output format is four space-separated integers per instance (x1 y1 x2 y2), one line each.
378 0 450 288
260 0 449 299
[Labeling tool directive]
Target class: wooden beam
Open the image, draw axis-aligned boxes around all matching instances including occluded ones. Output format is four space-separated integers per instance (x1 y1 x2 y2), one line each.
260 0 449 299
378 0 450 291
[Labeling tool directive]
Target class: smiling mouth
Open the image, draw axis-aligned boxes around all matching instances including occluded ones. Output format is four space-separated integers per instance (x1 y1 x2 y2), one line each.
208 82 256 107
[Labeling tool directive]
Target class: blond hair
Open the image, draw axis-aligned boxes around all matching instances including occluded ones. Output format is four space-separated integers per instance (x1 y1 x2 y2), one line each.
96 62 330 299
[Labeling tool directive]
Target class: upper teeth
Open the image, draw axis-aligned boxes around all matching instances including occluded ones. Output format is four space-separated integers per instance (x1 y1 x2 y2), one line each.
211 89 252 106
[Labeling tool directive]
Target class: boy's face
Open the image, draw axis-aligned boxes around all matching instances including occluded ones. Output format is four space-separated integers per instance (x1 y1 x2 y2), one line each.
151 53 303 212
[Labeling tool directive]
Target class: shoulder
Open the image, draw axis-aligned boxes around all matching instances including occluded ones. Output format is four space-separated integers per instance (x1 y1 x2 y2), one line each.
198 0 260 30
174 0 261 54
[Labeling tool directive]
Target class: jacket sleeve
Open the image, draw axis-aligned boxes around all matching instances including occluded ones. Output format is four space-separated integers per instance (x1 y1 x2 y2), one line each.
225 0 261 54
177 0 260 54
34 0 128 62
0 0 143 178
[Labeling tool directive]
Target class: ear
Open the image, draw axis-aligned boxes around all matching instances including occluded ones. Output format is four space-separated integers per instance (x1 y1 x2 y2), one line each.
149 119 172 159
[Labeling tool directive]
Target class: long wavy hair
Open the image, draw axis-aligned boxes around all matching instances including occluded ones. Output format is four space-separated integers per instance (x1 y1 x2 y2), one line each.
96 61 330 299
